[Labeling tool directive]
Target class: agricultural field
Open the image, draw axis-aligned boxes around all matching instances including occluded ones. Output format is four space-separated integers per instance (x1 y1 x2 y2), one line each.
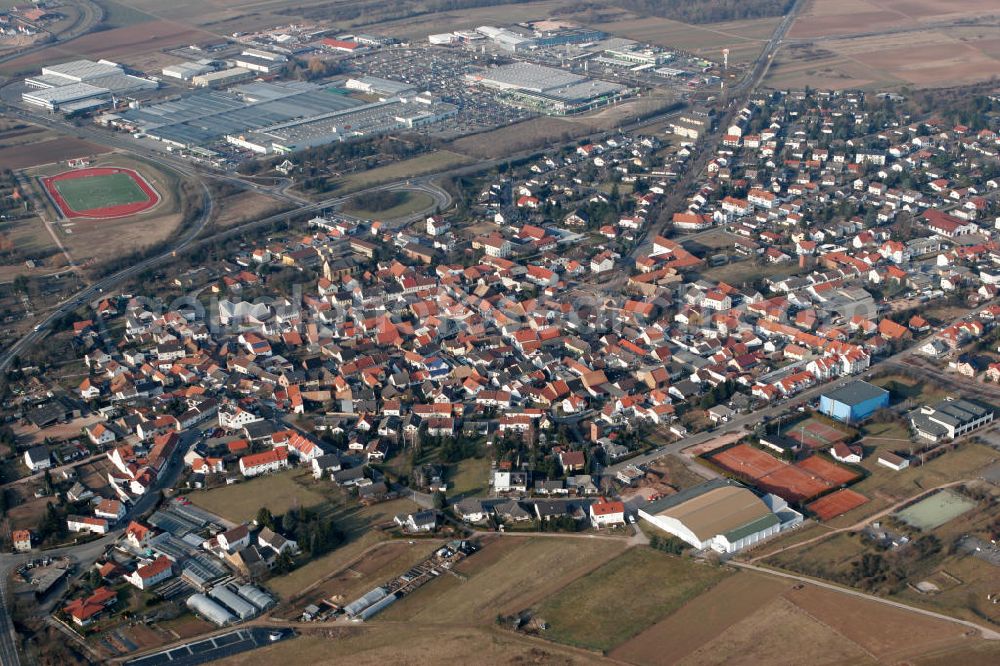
449 116 585 160
0 214 63 281
186 469 326 524
612 567 991 665
783 584 984 662
768 0 1000 89
0 138 112 171
595 14 782 65
209 188 292 229
789 0 999 40
535 547 731 651
217 624 603 666
0 119 111 170
0 18 217 75
377 536 626 624
287 540 439 611
353 0 573 42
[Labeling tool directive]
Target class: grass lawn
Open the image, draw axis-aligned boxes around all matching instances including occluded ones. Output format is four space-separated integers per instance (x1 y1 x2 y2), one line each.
766 532 865 578
342 190 434 220
214 624 599 665
53 173 149 211
870 374 948 405
187 469 326 523
535 547 731 651
861 419 911 442
378 536 626 624
448 455 490 497
701 260 801 288
329 150 471 194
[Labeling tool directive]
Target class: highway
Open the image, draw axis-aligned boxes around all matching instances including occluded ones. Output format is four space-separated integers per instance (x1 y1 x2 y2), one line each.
0 156 453 373
0 3 851 661
622 0 803 262
0 80 687 374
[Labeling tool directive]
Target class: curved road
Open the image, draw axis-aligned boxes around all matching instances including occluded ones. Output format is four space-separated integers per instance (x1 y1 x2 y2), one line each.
0 176 213 370
0 176 450 372
0 0 103 67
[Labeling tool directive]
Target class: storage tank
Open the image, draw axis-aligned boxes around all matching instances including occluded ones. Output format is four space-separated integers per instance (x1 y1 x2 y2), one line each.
237 584 275 610
186 593 235 626
209 586 257 620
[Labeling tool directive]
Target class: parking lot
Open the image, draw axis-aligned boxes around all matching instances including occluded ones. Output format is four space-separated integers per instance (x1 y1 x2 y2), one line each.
349 47 531 138
958 535 1000 567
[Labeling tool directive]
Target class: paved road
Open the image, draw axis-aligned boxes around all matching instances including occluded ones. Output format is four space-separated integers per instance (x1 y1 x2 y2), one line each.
622 0 804 262
0 0 103 66
607 297 999 476
0 430 193 665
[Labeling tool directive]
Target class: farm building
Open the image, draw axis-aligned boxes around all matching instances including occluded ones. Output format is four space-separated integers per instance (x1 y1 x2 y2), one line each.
819 381 889 423
208 586 257 620
186 593 236 626
638 479 799 554
236 584 274 610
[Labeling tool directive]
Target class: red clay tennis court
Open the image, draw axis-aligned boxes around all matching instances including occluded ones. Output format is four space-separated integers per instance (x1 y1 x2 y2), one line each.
42 166 159 219
795 455 861 486
711 443 785 478
807 489 869 520
710 444 832 502
785 418 850 450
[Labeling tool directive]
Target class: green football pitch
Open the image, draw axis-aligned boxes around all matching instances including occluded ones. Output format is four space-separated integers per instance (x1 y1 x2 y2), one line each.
53 173 149 212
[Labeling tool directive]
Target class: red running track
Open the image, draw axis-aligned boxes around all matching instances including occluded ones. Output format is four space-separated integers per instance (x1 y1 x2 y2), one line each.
42 166 160 220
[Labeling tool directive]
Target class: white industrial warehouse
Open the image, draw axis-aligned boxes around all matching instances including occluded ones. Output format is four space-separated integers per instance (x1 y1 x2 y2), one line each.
22 59 157 113
465 61 627 115
638 479 802 554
